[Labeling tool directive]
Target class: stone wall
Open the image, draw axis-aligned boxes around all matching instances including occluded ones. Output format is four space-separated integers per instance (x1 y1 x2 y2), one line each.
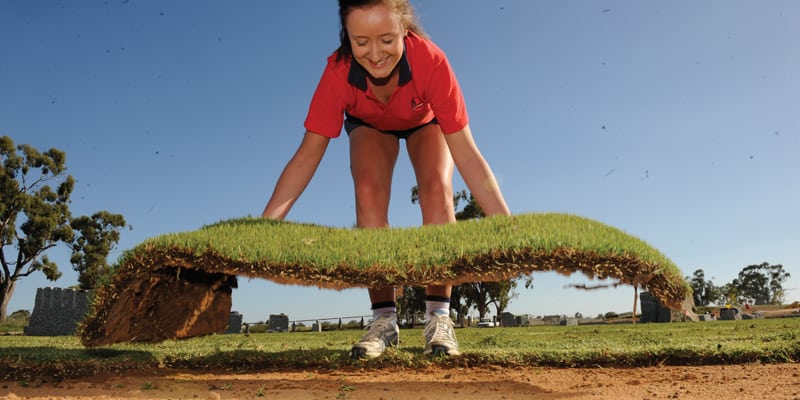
24 287 92 336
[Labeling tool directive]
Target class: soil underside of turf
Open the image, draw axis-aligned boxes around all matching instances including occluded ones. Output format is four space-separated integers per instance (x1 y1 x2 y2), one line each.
80 248 689 347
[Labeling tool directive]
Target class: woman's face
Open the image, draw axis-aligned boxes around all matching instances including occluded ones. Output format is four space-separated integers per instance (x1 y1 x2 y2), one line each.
345 3 407 80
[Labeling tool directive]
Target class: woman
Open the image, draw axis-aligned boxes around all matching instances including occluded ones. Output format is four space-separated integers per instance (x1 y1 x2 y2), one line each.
262 0 510 359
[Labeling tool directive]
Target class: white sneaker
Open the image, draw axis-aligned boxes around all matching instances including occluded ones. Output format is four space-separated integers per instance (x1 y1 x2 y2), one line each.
349 313 399 359
423 310 461 356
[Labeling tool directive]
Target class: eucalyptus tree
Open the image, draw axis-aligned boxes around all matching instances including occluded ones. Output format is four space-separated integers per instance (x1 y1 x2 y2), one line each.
0 136 126 320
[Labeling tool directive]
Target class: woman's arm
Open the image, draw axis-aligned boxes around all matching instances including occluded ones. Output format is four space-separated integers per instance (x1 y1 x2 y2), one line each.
443 125 511 217
261 130 330 220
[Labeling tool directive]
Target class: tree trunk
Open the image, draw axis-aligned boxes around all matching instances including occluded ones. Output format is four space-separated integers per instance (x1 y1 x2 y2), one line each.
0 278 17 321
495 304 506 326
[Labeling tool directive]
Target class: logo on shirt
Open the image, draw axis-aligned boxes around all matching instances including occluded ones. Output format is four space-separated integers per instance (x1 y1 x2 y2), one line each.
411 97 425 111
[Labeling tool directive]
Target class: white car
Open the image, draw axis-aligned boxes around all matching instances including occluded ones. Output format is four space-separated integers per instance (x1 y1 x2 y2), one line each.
477 318 495 328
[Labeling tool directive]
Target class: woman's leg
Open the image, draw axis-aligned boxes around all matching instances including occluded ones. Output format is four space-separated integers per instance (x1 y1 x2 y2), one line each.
406 124 457 299
406 124 461 356
406 124 457 227
349 126 400 305
349 128 399 228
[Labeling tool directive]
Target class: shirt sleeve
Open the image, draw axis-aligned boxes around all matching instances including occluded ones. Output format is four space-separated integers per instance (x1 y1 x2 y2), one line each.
304 60 346 138
425 51 469 134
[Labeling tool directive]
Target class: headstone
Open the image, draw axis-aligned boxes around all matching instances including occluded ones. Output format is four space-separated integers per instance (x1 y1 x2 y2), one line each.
268 313 289 332
542 315 561 325
560 318 578 326
226 311 243 334
311 322 322 332
24 287 92 336
500 312 517 327
719 308 741 321
639 292 672 323
699 313 716 321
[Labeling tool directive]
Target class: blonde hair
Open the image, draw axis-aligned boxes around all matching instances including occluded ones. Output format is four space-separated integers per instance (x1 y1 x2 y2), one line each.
335 0 427 61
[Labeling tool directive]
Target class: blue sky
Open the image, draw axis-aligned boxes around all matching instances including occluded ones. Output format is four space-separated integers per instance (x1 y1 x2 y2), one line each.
2 1 798 323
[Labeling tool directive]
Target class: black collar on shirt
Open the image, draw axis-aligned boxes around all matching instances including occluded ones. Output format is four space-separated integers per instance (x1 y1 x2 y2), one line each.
347 48 412 91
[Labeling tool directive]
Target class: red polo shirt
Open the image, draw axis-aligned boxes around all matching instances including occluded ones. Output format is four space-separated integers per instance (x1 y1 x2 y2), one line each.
304 31 469 138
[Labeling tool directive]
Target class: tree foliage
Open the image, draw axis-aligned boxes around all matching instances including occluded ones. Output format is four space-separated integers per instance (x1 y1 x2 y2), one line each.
395 286 425 326
687 269 719 307
461 282 492 319
70 212 129 290
734 262 790 305
0 136 126 320
449 283 474 324
687 263 790 307
488 279 518 318
452 189 483 220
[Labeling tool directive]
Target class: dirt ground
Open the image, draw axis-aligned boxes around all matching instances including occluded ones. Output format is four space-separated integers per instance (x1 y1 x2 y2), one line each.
1 363 798 400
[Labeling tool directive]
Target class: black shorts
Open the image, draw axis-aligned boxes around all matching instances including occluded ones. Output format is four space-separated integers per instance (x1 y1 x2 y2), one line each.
344 113 438 140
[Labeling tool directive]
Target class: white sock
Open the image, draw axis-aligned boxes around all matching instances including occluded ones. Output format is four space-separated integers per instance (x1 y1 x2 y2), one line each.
426 299 450 316
372 302 396 320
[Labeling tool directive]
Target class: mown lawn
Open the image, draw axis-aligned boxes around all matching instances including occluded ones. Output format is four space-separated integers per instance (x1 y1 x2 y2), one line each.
1 317 798 381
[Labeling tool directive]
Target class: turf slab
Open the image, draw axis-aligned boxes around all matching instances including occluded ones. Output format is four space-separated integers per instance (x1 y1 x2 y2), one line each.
79 213 692 347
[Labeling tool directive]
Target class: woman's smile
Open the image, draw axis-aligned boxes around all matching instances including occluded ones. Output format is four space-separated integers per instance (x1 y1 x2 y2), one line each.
346 3 406 80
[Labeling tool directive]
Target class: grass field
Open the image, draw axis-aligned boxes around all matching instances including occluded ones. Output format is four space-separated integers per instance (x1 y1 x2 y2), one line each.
2 318 798 382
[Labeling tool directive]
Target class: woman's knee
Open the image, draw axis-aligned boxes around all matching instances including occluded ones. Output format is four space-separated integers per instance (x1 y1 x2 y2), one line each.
353 176 391 205
415 179 455 223
350 129 398 200
416 178 453 205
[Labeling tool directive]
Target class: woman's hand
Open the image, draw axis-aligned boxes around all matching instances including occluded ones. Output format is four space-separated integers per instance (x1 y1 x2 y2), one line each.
443 125 511 217
261 130 330 219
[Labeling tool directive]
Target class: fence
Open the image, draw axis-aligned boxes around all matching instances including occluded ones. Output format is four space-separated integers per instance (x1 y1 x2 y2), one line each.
236 314 371 334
